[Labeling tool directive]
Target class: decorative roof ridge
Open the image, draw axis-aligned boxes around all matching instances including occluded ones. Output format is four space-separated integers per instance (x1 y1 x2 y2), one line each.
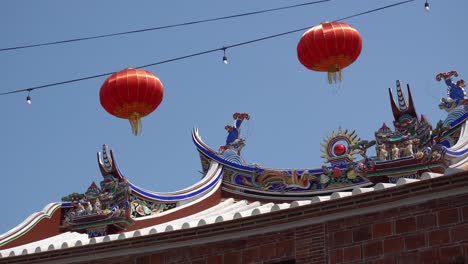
444 121 468 160
128 161 222 201
388 81 418 122
194 113 466 199
0 163 224 253
0 154 225 250
131 171 223 223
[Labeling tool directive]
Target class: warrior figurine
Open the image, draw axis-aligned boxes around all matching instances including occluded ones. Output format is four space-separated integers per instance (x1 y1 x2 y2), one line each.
220 113 250 154
436 71 467 111
378 144 388 161
391 144 400 160
404 140 414 157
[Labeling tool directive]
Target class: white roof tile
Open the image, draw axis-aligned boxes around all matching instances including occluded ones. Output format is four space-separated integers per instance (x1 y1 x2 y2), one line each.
352 187 375 195
421 172 444 180
396 178 420 186
311 196 331 203
444 167 465 176
331 192 352 199
374 183 396 190
251 203 275 216
34 246 41 253
271 203 292 212
290 200 312 207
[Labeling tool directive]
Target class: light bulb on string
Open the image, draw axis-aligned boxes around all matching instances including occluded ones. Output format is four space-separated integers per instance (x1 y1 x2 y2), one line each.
26 90 32 105
222 47 228 64
424 1 430 11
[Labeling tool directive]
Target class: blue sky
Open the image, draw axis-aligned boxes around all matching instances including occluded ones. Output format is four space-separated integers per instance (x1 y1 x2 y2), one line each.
1 0 466 233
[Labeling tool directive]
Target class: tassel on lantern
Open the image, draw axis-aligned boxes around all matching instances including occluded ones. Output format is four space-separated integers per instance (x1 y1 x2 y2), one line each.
128 112 143 135
327 64 342 84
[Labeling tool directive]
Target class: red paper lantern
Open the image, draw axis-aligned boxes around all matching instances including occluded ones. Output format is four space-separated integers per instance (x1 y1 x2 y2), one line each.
100 68 164 135
297 22 362 83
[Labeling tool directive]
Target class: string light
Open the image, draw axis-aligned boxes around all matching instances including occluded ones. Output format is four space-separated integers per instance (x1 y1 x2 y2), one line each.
222 47 228 64
0 0 417 99
424 1 430 11
0 0 332 52
26 90 32 105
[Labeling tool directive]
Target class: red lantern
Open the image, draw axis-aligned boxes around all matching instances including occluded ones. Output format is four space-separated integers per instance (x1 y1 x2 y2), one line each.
100 68 164 135
297 22 362 83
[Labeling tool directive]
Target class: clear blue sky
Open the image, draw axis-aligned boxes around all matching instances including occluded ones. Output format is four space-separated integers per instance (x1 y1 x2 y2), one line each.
1 0 466 233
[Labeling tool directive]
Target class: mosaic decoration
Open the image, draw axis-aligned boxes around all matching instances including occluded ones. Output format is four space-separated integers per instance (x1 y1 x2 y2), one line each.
372 80 433 160
97 144 178 218
61 145 180 237
320 128 360 165
250 166 367 192
359 80 450 182
199 153 211 174
196 71 468 194
433 71 468 149
62 176 133 238
130 196 176 218
193 114 372 198
314 128 370 187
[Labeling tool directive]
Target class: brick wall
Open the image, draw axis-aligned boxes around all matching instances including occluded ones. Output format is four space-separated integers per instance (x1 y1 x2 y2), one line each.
326 192 468 264
81 193 468 264
87 194 468 264
5 172 468 264
91 229 300 264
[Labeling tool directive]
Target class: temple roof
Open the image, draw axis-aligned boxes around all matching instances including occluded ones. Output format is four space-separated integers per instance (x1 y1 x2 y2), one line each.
1 168 466 260
1 78 468 260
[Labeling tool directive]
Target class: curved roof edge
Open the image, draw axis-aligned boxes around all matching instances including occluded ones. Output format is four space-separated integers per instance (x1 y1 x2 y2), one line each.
128 160 222 202
192 128 255 173
445 120 468 159
0 160 224 251
193 127 375 200
0 203 62 250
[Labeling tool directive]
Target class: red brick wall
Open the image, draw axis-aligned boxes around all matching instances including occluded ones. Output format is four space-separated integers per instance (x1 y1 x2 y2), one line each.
85 193 468 264
326 192 468 264
6 173 468 264
90 230 301 264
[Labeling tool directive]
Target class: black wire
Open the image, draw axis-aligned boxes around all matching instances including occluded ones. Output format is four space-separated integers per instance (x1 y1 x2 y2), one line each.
0 0 416 96
334 0 415 21
0 72 115 95
0 0 331 52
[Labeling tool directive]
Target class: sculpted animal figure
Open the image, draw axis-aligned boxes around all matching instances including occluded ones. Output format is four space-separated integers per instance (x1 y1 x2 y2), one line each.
256 169 314 190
